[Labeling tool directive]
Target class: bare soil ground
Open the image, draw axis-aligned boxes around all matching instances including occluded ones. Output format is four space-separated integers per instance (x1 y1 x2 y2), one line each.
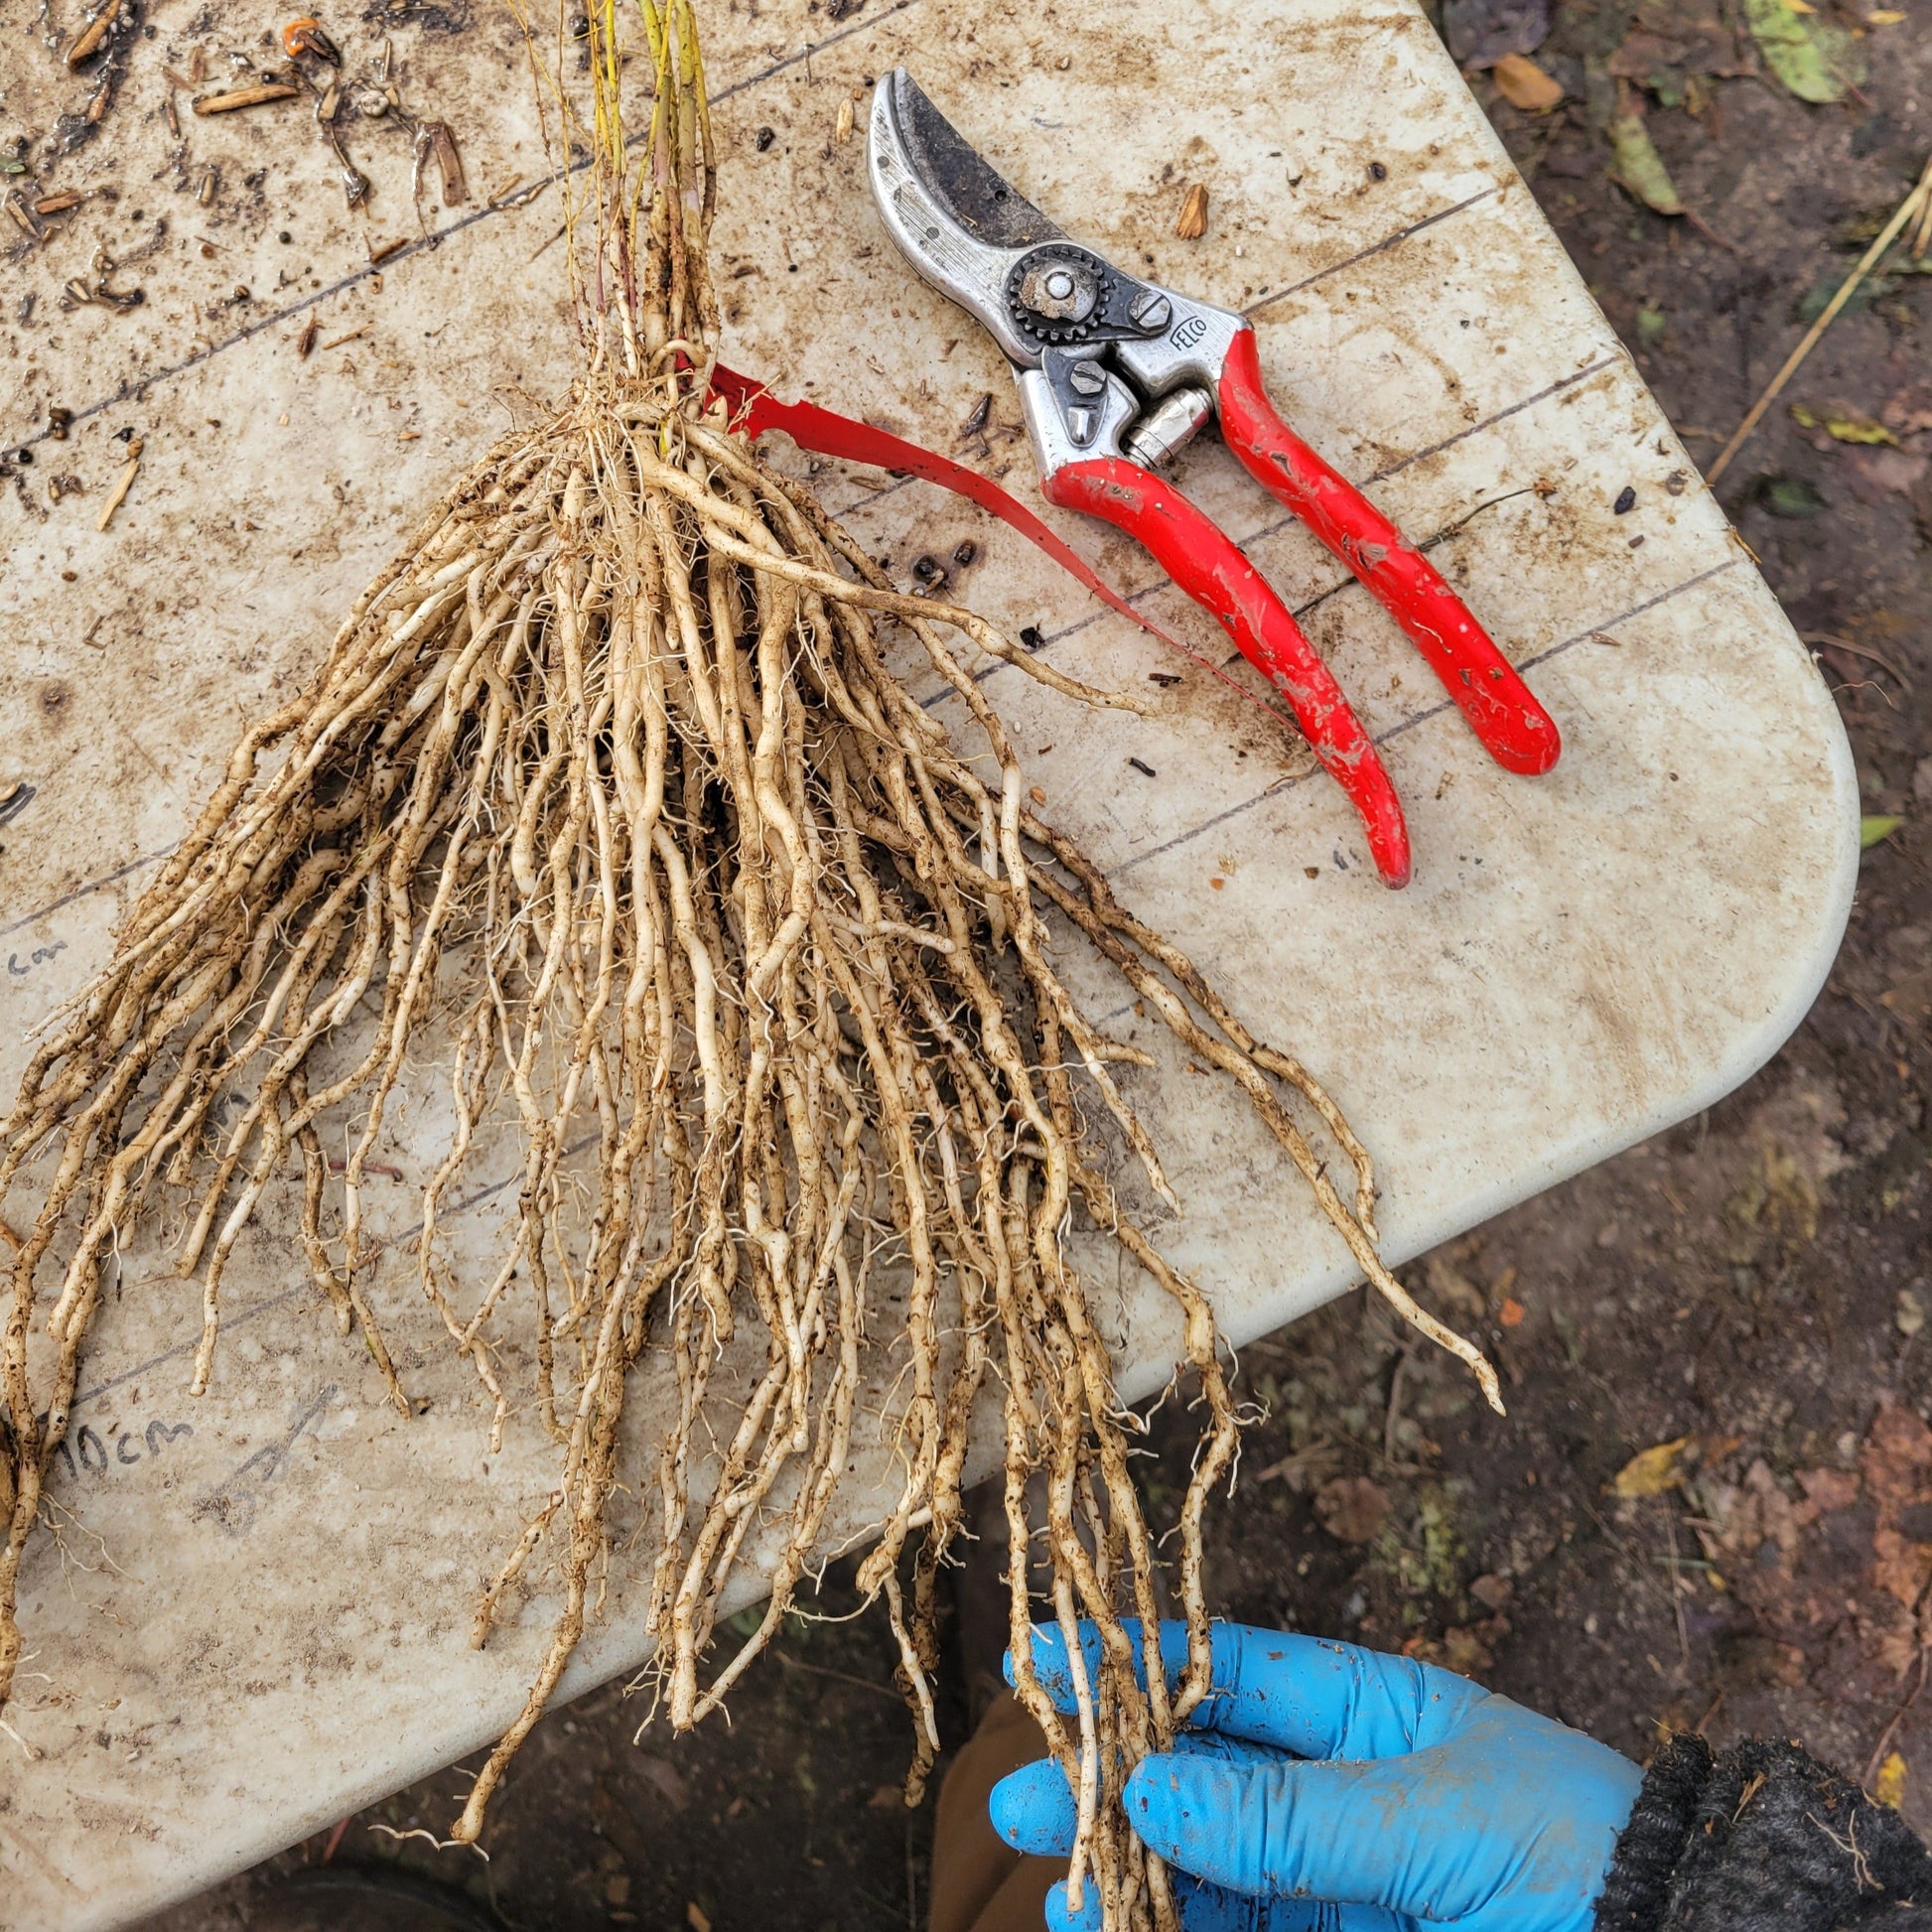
139 3 1932 1926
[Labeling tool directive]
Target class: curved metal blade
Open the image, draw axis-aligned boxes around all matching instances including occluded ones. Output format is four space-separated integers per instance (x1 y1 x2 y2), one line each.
869 68 1058 367
891 70 1062 249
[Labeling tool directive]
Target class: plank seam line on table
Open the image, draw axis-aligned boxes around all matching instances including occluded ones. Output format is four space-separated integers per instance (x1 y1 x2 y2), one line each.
1 0 924 457
1241 187 1499 319
55 560 1739 1418
1 850 174 943
67 1134 598 1412
908 347 1626 716
1112 553 1744 878
814 185 1503 525
1 211 1566 941
1022 350 1627 656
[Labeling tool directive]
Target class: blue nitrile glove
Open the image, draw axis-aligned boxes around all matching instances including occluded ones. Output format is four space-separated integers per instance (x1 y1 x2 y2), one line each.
990 1618 1643 1932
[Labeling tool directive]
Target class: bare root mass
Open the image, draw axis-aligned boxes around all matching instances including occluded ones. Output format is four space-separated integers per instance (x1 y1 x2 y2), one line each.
0 5 1496 1924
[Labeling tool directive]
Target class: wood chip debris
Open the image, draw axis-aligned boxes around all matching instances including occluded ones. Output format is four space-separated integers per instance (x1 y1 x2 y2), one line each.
96 439 142 532
193 82 301 115
297 316 320 357
282 17 340 62
425 122 467 206
1174 181 1208 239
64 0 121 67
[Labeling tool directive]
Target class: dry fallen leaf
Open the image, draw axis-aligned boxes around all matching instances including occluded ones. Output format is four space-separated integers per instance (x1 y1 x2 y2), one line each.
1844 449 1930 505
1607 112 1685 217
1470 1572 1515 1611
1794 1466 1862 1521
1174 182 1208 240
1441 1624 1496 1675
1863 1406 1932 1511
1423 1252 1488 1322
635 1753 689 1809
1314 1475 1391 1545
1882 385 1932 437
1692 1460 1801 1610
1859 1409 1932 1613
1790 402 1898 447
1613 1436 1692 1498
1493 53 1564 112
1743 0 1866 101
1723 1634 1808 1688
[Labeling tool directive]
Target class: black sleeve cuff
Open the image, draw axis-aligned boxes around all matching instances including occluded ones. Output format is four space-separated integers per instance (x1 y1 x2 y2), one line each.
1592 1730 1713 1930
1592 1732 1932 1932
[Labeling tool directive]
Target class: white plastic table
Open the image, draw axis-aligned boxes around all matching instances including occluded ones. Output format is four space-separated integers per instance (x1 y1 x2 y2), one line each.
0 0 1854 1922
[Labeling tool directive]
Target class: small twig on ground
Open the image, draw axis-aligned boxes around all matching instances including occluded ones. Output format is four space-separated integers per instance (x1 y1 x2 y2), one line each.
1577 1497 1678 1615
773 1649 903 1704
1253 1437 1336 1485
1709 155 1932 483
1803 633 1915 692
1384 1346 1415 1467
1864 1645 1930 1789
1663 1502 1691 1679
1684 208 1738 254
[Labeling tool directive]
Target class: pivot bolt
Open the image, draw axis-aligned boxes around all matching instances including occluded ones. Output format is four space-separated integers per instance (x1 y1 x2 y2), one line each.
1018 258 1098 323
1067 359 1107 396
1128 289 1173 334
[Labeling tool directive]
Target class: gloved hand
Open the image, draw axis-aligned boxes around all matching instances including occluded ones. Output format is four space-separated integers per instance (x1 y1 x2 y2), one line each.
990 1618 1643 1932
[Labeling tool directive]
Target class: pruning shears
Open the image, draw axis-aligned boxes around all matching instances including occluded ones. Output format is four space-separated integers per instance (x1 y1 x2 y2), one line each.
867 70 1561 889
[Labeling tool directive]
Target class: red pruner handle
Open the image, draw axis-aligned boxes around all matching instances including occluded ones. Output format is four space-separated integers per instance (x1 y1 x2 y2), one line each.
1216 328 1561 777
1044 456 1411 888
